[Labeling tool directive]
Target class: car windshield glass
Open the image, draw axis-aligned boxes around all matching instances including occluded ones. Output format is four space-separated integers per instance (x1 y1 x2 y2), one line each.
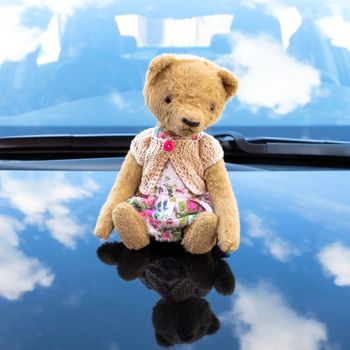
1 0 350 140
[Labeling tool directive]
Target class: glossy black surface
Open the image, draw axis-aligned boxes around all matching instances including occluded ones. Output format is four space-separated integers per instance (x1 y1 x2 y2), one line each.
0 165 349 349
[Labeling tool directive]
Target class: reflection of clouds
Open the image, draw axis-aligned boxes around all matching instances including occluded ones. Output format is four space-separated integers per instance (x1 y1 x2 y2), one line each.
233 172 350 235
0 215 54 301
63 289 86 307
245 212 300 262
19 0 113 16
0 172 99 249
240 0 302 49
110 92 127 110
0 1 113 65
218 33 320 115
318 242 350 286
0 5 43 64
221 283 328 350
317 14 350 52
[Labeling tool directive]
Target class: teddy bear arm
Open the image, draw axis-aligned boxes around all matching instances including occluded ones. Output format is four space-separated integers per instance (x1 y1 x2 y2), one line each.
204 159 240 252
94 151 143 239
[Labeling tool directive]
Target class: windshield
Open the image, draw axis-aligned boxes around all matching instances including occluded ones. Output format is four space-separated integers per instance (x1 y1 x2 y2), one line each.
1 0 350 140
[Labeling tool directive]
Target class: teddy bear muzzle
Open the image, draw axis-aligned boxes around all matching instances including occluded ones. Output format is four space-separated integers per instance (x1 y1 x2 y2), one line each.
182 118 200 127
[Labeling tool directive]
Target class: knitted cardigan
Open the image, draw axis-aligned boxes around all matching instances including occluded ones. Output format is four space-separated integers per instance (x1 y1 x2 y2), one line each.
130 127 224 195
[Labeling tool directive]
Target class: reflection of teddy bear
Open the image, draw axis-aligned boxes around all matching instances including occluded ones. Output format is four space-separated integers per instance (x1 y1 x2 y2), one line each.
95 54 240 254
152 298 220 347
97 241 235 347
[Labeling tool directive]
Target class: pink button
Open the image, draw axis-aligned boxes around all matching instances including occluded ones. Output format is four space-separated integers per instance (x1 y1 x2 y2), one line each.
163 140 175 152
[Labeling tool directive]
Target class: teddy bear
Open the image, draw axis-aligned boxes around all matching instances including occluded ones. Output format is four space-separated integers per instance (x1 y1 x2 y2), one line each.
96 240 236 347
94 53 240 254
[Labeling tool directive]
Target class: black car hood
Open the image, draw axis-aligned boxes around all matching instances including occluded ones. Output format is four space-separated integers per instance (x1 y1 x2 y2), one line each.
0 166 349 349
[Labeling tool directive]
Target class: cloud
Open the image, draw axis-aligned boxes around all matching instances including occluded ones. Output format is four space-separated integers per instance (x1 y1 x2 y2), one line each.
62 289 86 307
0 5 43 65
0 172 99 249
221 282 328 350
0 215 54 301
316 14 350 52
240 0 302 49
318 242 350 286
0 0 113 65
19 0 113 16
244 212 300 262
218 33 320 115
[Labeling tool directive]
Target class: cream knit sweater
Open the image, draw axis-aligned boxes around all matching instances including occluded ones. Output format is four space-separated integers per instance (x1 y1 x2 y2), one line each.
130 127 224 195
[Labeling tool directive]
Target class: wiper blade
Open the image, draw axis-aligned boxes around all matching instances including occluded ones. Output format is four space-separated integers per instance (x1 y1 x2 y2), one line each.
213 131 350 156
0 134 132 159
0 132 350 168
213 131 350 167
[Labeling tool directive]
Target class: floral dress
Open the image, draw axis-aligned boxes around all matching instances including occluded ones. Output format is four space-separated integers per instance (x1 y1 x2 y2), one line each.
127 127 214 242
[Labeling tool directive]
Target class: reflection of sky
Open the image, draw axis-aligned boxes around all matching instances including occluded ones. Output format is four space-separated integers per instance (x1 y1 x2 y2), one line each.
0 168 349 347
0 215 54 301
318 242 350 287
244 211 300 262
221 283 328 350
0 171 100 302
115 14 234 47
0 172 99 248
0 0 349 130
217 32 320 115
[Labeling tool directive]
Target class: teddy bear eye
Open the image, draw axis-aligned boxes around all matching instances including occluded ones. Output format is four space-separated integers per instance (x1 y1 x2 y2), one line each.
165 95 172 104
210 103 216 112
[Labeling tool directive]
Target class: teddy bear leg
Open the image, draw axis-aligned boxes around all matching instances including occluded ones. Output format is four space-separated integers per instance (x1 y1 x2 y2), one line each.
182 212 218 254
112 202 150 250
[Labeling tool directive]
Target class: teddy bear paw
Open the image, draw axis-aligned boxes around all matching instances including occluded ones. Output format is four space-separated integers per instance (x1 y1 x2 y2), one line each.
182 212 218 254
94 217 114 240
112 202 150 250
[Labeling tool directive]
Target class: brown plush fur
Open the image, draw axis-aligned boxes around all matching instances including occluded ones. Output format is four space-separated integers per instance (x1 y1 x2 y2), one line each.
144 54 238 137
94 151 142 240
205 159 240 251
182 212 218 254
112 202 150 250
94 54 240 253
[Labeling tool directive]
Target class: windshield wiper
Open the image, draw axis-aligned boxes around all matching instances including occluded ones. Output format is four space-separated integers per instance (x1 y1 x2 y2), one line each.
212 131 350 168
0 132 350 168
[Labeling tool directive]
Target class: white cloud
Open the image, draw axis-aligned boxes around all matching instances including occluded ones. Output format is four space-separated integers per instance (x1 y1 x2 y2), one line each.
0 0 113 65
111 92 127 110
245 212 300 262
318 242 350 286
0 215 54 301
317 14 350 52
19 0 113 16
221 283 328 350
218 33 320 114
0 172 99 249
277 6 302 49
240 0 302 49
0 5 43 65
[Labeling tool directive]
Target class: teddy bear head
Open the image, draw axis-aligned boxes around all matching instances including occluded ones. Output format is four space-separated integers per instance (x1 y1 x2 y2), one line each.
152 298 220 347
143 54 239 137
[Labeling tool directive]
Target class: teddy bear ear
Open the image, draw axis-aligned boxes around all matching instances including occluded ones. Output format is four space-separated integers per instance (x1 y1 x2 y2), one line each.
218 68 239 100
154 332 173 347
207 315 221 335
146 54 178 84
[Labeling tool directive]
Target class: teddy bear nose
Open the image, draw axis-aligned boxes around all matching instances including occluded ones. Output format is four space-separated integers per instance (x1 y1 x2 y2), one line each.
182 118 200 127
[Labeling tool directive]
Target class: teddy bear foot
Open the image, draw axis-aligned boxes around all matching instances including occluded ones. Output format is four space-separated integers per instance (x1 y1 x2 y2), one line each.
112 202 150 250
182 212 218 254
